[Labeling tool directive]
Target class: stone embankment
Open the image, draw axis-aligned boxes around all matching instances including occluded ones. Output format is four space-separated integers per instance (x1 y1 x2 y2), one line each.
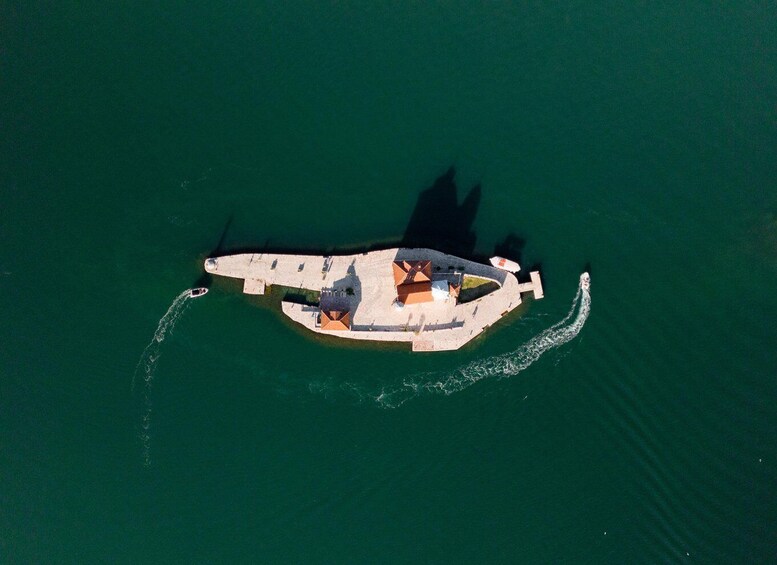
205 248 543 351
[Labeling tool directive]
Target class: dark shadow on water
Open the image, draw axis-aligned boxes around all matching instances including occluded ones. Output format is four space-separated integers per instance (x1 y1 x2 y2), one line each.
274 286 320 307
192 214 233 288
202 166 533 275
400 166 481 259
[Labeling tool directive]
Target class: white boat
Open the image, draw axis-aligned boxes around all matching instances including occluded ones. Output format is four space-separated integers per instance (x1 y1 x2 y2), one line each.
189 287 208 298
581 272 590 290
489 256 520 272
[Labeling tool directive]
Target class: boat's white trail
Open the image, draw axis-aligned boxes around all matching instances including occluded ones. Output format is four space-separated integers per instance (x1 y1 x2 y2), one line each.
133 290 193 466
369 273 592 408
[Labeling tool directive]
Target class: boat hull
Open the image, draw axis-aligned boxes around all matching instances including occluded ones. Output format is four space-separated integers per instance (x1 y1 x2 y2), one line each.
489 256 520 272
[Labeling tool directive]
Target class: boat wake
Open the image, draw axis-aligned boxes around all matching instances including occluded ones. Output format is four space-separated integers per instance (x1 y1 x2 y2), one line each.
133 290 193 466
313 273 591 408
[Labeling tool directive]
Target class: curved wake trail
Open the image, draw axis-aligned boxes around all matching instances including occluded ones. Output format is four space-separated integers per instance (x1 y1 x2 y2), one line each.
133 290 192 466
371 273 592 408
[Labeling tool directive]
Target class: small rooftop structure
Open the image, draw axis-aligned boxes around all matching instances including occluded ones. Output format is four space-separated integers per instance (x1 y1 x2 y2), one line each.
392 260 432 286
320 309 351 331
431 279 450 301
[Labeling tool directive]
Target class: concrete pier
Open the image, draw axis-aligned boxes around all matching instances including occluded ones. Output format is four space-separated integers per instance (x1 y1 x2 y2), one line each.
516 270 544 300
243 278 266 295
205 248 543 352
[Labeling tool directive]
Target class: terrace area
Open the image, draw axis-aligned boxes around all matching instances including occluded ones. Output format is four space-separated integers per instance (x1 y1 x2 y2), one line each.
205 247 543 351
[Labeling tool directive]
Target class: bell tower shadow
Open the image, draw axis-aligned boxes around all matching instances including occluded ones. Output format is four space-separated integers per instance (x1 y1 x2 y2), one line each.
400 166 481 259
202 166 534 280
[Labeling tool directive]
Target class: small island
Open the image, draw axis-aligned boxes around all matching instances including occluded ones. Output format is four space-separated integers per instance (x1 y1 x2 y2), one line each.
205 248 543 352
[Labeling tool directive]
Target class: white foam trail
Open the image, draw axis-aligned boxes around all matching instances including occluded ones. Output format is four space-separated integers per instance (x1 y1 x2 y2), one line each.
133 290 192 466
371 273 592 408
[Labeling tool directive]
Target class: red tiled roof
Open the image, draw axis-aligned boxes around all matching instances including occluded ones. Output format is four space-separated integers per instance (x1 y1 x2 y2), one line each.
320 310 351 331
392 260 432 286
396 281 434 305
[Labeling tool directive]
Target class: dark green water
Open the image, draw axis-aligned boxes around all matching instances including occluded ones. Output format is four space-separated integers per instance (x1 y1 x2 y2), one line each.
3 3 777 563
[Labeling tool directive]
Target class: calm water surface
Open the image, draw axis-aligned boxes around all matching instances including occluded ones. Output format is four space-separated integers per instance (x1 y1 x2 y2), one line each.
2 3 777 563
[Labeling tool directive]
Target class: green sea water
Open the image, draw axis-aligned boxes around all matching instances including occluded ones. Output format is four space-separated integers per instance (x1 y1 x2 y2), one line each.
3 2 777 563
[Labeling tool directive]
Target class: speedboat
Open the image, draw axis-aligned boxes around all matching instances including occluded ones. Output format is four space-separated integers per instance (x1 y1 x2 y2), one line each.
189 287 208 298
489 256 520 272
581 272 590 290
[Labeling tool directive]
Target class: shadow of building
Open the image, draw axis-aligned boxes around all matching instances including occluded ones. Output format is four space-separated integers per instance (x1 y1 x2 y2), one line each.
201 166 534 284
400 166 481 259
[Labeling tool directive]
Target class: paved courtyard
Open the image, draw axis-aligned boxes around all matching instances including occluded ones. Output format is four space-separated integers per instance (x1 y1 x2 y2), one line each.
205 248 543 351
